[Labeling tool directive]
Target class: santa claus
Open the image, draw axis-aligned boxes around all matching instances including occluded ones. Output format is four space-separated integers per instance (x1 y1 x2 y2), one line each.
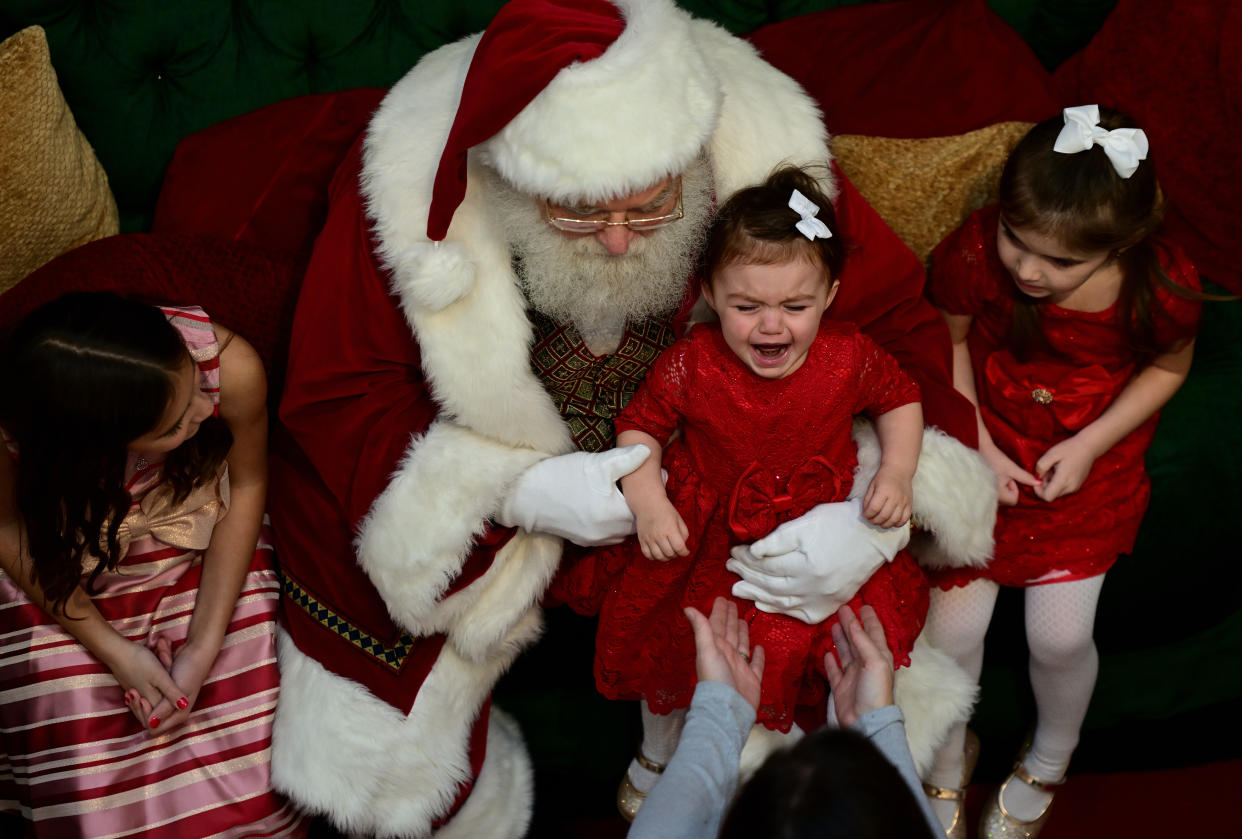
266 0 995 836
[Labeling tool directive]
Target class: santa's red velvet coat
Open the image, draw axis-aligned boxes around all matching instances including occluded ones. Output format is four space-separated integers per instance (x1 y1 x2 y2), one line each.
267 2 995 835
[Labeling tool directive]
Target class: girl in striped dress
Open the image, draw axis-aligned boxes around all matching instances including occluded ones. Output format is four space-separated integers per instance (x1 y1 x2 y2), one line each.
0 292 305 838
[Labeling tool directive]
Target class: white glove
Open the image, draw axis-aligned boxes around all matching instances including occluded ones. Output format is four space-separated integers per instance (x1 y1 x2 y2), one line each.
496 444 649 546
726 498 910 624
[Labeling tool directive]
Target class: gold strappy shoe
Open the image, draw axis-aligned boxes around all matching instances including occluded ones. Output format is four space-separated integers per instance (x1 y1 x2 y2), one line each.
978 754 1064 839
923 729 980 839
616 751 665 822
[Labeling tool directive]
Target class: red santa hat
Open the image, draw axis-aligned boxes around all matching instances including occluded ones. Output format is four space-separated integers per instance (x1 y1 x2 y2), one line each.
427 0 722 240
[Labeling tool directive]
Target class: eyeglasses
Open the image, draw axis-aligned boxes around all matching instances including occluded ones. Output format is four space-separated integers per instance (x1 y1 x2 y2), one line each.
543 178 684 233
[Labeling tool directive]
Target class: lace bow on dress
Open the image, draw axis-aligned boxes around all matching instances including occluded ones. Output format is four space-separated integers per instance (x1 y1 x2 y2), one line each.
727 456 846 541
984 354 1125 435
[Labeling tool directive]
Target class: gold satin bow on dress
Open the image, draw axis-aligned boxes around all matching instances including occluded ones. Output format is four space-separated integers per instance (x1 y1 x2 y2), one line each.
111 467 230 558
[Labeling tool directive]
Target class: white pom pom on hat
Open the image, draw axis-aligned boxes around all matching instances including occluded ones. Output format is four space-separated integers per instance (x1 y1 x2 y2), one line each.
427 0 721 240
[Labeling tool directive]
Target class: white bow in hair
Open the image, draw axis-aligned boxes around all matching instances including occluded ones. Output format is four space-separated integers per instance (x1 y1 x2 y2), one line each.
1052 104 1149 179
788 189 833 241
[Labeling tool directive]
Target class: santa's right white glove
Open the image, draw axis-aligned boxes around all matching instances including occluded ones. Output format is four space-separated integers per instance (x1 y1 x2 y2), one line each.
496 444 649 546
726 498 910 625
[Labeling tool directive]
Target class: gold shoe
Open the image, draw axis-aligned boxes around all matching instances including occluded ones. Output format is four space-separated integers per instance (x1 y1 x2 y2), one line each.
978 756 1064 838
616 751 665 823
923 729 981 839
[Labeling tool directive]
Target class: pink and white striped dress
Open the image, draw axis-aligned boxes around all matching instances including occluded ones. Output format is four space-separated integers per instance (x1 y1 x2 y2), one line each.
0 306 306 838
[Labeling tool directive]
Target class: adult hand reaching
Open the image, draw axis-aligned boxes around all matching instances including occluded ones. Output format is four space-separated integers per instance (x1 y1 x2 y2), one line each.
683 597 765 712
496 444 649 546
823 604 895 729
726 499 908 624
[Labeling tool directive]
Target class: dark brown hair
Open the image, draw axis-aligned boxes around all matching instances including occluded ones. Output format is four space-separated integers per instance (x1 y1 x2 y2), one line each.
0 293 233 615
702 165 845 288
718 726 938 839
1000 107 1196 362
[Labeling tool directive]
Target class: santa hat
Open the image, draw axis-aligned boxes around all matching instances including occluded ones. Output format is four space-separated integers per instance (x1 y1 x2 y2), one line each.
427 0 721 240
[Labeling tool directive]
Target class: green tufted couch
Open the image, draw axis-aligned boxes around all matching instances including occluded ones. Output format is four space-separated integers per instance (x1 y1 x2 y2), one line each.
0 0 1117 232
3 1 1239 835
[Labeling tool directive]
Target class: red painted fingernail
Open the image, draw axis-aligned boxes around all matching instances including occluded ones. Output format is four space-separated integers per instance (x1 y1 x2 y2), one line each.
176 697 188 710
149 716 160 729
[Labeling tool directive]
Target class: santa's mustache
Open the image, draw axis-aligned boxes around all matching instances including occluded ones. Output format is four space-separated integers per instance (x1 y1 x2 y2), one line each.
484 156 715 337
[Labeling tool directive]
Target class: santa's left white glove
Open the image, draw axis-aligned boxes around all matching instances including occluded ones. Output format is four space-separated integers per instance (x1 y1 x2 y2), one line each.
726 498 910 624
496 444 649 546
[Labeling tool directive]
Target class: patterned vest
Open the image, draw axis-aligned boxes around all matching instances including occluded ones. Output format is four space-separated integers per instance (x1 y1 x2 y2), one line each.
529 310 678 452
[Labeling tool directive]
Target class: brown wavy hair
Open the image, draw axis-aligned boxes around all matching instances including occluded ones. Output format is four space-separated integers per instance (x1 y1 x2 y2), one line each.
703 165 846 287
0 293 233 615
999 107 1201 363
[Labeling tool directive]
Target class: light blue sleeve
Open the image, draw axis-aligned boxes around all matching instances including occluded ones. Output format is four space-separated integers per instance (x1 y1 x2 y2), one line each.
852 704 941 833
627 680 755 839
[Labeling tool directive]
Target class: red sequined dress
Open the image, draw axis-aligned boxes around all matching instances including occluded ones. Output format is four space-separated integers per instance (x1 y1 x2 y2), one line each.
927 206 1201 589
592 318 926 731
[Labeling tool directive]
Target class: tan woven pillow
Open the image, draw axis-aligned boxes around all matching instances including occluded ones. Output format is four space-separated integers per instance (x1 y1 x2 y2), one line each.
0 26 118 294
832 122 1033 265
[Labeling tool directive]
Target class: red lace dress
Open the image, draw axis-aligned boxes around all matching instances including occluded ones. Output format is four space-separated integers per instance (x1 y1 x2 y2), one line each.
927 206 1201 589
592 319 927 731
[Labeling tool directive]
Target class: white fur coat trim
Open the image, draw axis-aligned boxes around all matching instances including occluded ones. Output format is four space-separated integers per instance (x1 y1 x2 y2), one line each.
363 14 836 321
355 420 562 658
355 16 847 619
360 9 838 457
692 20 837 202
365 35 572 453
852 421 996 568
272 625 537 838
484 0 720 205
435 707 534 839
893 636 978 774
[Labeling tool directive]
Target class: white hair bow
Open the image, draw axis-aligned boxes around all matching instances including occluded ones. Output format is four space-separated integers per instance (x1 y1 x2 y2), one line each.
1052 104 1149 179
788 189 833 241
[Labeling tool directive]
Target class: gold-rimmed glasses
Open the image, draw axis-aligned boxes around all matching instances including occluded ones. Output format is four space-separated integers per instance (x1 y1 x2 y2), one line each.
543 177 684 233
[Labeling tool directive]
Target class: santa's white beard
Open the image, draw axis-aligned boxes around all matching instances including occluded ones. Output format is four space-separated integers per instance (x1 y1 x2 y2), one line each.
484 157 714 352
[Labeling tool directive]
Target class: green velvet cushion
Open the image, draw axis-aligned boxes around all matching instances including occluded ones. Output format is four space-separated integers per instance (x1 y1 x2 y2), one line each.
0 1 1107 231
0 0 508 230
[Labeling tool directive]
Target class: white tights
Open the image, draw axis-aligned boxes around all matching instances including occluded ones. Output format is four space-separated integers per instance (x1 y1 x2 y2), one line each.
923 574 1105 823
627 701 687 793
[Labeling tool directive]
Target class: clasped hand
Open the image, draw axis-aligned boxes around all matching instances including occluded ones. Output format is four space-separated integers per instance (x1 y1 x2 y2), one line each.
1032 434 1097 502
861 464 914 529
497 444 649 546
116 635 213 736
503 453 908 623
981 434 1097 505
726 499 909 625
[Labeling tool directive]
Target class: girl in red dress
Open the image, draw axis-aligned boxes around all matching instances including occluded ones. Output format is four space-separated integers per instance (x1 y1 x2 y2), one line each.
920 106 1201 839
599 167 927 818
